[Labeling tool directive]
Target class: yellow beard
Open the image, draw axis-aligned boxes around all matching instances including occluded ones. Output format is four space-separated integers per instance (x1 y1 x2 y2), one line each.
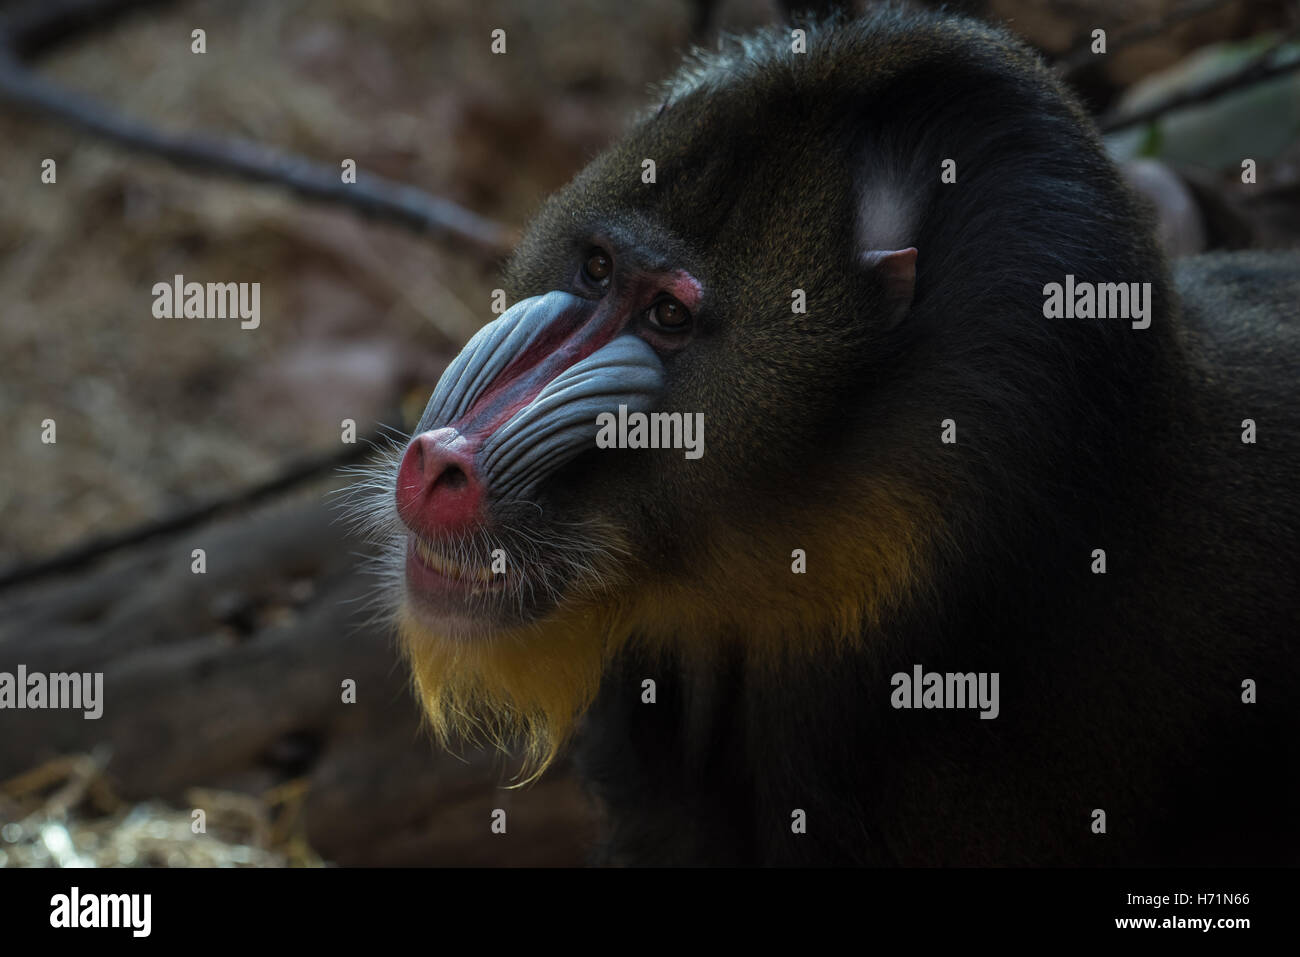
399 479 940 780
399 600 629 781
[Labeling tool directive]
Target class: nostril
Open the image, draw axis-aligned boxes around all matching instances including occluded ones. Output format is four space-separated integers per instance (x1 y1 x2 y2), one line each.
436 464 468 492
395 428 485 538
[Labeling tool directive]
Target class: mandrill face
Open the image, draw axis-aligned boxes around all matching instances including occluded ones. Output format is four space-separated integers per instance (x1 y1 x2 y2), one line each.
349 48 933 768
393 287 687 641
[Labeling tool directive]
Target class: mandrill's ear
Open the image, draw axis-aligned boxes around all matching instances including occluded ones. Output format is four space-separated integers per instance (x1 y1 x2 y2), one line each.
861 246 918 328
856 173 919 328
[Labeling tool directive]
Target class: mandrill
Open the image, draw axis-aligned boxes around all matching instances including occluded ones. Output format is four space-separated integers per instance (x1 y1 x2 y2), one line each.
350 8 1300 865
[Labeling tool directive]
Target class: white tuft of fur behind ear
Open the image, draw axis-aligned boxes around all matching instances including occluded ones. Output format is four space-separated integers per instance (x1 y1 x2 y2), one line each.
856 175 919 327
856 176 916 255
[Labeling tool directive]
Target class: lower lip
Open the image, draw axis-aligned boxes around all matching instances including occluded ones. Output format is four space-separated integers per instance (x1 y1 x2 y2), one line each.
404 537 504 601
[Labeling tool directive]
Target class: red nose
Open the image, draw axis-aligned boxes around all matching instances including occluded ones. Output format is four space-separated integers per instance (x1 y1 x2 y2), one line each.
395 428 484 539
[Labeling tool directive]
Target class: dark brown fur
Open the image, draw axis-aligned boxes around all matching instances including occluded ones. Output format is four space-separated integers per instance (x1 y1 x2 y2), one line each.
472 9 1300 864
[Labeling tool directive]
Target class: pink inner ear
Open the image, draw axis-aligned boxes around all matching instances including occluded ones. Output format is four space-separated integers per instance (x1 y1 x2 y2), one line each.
862 247 917 325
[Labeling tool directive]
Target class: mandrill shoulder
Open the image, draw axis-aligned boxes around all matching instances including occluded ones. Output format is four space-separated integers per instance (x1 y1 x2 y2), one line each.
1174 251 1300 358
1167 250 1300 477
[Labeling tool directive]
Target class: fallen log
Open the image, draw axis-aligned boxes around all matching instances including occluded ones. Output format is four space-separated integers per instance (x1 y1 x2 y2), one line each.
0 486 596 866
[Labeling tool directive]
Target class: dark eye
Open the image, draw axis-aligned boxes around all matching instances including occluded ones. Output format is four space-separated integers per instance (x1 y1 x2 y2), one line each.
583 249 612 283
650 298 691 330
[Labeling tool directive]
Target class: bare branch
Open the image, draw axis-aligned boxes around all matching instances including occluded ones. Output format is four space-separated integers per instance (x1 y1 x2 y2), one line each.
1055 0 1238 77
0 432 386 592
1100 26 1300 132
0 0 518 261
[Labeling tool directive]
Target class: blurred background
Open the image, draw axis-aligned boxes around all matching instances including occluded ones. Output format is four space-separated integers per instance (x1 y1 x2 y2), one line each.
0 0 1297 867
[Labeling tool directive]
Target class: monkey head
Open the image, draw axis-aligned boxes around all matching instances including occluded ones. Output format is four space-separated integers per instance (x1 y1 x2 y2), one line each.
354 15 1165 771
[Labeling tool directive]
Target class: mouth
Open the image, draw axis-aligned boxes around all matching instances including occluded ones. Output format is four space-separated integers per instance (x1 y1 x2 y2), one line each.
405 534 506 600
397 509 602 638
